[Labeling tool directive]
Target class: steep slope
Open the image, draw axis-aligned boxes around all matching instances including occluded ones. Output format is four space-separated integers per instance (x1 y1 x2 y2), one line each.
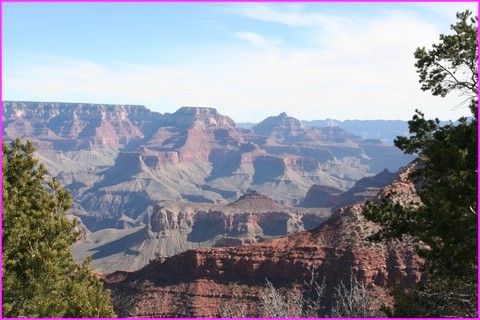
2 101 163 213
73 191 331 273
72 108 386 230
104 163 423 317
301 168 397 208
74 107 244 228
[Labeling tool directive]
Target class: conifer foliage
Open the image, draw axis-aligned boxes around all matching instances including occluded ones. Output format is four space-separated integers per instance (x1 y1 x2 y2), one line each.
2 139 116 317
364 10 478 317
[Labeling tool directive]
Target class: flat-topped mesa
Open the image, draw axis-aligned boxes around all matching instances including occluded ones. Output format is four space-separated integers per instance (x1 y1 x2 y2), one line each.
2 101 159 120
164 106 236 129
253 111 305 136
2 101 162 149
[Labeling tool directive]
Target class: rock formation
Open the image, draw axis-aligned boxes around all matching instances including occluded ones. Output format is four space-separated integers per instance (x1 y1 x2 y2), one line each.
73 191 331 273
104 163 424 317
2 101 161 150
3 102 415 272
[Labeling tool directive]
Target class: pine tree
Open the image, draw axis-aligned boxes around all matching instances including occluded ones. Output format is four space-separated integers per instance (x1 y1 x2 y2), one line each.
363 10 478 317
2 139 116 317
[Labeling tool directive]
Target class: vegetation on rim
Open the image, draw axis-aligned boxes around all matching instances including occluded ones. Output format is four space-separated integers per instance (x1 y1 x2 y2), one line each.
219 269 384 318
364 10 478 317
2 139 116 317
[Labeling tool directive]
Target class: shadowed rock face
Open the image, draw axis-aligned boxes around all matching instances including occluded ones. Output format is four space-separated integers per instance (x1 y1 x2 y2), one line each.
104 164 424 318
301 168 398 208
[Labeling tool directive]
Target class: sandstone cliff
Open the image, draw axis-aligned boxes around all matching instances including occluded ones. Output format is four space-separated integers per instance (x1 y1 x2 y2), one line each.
104 163 424 317
2 101 161 149
73 191 331 273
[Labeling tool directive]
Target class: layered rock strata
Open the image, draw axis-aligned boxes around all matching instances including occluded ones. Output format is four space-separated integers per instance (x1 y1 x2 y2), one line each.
3 102 414 229
74 191 331 273
104 163 424 317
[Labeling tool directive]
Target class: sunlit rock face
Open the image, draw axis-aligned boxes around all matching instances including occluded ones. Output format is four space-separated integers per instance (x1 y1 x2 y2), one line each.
2 101 162 149
3 101 415 274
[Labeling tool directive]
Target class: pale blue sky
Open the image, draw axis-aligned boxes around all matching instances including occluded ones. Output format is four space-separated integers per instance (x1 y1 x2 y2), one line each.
3 2 478 122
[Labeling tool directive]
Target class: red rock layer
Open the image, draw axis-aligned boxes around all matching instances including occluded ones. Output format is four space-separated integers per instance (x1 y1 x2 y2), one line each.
105 164 424 317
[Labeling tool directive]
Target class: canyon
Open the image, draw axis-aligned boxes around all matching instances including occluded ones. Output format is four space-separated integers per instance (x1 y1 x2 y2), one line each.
104 163 424 317
72 191 331 273
3 101 415 273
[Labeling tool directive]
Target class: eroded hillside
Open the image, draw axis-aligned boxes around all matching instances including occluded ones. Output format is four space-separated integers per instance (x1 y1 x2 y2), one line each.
3 101 415 273
72 191 331 273
3 101 414 232
104 163 424 317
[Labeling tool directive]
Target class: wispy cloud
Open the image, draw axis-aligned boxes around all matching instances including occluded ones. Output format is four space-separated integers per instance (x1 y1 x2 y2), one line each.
234 31 280 48
226 3 344 28
4 3 477 122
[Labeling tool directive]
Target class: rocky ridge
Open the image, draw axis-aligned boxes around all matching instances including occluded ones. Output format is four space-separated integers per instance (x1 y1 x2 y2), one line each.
104 163 424 317
3 101 416 274
73 191 331 273
2 101 161 149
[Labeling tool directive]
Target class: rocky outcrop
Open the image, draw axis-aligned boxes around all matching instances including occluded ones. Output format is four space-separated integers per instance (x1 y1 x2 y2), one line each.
140 107 241 163
75 191 331 273
162 106 236 129
252 112 364 147
104 164 424 317
228 190 281 210
253 112 306 144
